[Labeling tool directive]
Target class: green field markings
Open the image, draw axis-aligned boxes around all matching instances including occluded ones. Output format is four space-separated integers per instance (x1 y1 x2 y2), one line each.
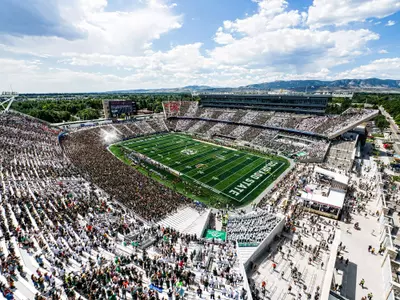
134 142 208 167
172 146 217 170
122 134 169 147
199 154 259 185
214 161 272 202
136 135 198 152
221 160 280 194
125 135 186 151
180 174 239 202
210 157 266 189
114 133 289 207
186 151 244 178
221 161 285 201
155 143 208 165
169 147 221 169
191 152 245 180
127 134 190 150
172 144 234 173
184 156 225 176
178 147 231 173
149 139 207 163
125 136 201 161
173 147 221 171
238 162 286 202
141 140 200 158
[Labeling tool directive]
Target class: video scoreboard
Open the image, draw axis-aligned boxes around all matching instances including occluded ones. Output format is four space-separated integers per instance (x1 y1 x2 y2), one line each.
103 100 137 118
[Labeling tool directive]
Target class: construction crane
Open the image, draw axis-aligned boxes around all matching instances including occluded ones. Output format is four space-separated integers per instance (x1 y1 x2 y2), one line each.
0 91 19 114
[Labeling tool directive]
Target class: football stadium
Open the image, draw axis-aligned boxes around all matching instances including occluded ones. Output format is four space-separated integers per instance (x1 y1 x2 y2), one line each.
0 93 397 300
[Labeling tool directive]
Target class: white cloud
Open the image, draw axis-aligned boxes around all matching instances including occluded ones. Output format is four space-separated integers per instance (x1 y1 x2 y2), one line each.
336 58 400 79
0 0 182 57
59 43 211 72
214 28 235 45
0 58 335 93
0 58 40 74
307 0 400 28
0 0 396 93
220 0 301 37
378 49 388 54
385 20 396 26
209 0 379 71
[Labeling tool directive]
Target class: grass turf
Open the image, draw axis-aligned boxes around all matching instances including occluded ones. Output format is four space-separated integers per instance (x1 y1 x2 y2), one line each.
110 133 289 207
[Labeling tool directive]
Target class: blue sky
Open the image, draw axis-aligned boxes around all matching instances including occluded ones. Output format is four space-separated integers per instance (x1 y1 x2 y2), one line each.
0 0 400 93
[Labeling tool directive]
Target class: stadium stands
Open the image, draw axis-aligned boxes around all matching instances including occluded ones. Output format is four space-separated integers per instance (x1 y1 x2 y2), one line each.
162 101 377 162
64 123 190 222
324 133 358 172
227 211 281 245
0 112 253 300
165 101 378 137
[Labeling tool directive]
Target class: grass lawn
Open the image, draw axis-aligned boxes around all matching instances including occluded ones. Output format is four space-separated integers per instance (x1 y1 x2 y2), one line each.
110 133 289 207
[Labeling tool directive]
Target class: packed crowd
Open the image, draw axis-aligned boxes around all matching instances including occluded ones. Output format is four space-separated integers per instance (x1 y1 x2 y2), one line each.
314 109 377 136
324 134 358 172
0 112 252 300
257 164 313 210
165 101 378 137
226 211 281 245
163 101 374 162
169 117 330 162
63 123 190 222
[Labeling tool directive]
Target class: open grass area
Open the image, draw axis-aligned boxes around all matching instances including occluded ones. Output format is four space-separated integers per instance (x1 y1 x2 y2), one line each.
110 133 289 207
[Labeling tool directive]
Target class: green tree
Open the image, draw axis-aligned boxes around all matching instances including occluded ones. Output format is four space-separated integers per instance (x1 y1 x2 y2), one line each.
77 108 100 120
374 115 390 132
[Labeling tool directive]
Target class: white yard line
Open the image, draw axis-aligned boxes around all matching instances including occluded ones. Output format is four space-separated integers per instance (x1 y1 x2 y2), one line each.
195 138 238 151
205 156 264 187
239 162 285 202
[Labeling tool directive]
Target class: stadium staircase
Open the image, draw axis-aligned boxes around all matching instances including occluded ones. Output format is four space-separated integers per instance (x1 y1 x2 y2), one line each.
157 207 211 237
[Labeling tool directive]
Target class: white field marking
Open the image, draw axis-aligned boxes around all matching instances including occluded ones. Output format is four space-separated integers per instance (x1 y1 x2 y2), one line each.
207 156 265 188
237 162 285 202
195 139 238 151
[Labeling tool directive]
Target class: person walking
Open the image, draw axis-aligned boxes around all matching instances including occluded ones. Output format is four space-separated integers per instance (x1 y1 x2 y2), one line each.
367 292 373 299
359 278 365 288
272 262 277 271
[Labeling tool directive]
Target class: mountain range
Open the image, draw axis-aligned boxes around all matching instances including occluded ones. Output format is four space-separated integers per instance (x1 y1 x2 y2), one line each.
108 78 400 93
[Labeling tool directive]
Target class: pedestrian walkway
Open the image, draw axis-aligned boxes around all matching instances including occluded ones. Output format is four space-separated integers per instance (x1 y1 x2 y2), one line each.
249 213 335 300
335 156 385 300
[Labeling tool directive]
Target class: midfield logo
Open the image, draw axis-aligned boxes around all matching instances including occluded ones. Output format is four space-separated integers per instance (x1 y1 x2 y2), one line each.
181 149 197 155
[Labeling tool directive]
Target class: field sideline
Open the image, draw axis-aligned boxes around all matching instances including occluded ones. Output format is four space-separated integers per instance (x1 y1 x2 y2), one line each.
113 133 289 206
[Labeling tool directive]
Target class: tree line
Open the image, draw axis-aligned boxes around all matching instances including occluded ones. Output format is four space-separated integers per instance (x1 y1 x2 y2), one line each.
11 94 197 123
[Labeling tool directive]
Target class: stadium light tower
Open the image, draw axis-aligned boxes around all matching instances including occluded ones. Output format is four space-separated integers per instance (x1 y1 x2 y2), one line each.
0 91 19 114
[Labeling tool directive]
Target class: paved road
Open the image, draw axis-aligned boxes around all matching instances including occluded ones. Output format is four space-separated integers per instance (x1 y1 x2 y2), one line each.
379 106 400 154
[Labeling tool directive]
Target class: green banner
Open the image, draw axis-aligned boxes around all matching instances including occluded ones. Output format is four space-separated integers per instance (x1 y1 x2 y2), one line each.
205 229 226 241
296 151 307 157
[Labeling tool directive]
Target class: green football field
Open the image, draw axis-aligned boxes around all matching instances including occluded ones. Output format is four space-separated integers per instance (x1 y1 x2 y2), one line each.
114 133 289 206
